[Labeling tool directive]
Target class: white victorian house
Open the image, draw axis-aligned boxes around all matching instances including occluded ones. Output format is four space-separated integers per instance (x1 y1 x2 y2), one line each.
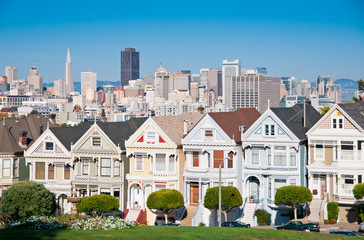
182 108 261 226
241 104 321 225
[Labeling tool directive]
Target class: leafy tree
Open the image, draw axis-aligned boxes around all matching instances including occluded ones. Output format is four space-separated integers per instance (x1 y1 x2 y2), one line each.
203 186 242 222
30 110 39 115
60 123 69 127
319 106 330 116
353 183 364 199
0 181 56 220
146 189 184 224
274 186 312 220
77 194 119 215
254 209 271 226
353 79 364 102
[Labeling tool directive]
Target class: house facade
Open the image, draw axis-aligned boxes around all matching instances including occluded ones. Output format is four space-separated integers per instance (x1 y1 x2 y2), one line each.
242 104 321 225
182 108 261 226
307 102 364 223
125 113 203 225
0 115 54 197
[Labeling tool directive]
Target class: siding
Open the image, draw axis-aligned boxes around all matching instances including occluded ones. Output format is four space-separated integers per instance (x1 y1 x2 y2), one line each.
324 146 333 165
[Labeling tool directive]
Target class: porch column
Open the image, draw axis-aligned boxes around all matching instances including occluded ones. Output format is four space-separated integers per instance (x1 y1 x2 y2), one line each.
199 179 202 204
326 174 330 200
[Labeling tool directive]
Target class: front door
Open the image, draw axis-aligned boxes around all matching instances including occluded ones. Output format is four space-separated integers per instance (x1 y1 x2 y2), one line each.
320 175 327 199
190 183 199 205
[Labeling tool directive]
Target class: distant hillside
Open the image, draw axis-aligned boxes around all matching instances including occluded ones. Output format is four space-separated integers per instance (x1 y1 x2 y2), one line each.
43 81 120 93
334 78 358 101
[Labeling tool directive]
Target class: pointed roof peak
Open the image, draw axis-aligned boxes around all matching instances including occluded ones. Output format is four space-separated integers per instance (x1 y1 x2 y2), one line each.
67 48 71 63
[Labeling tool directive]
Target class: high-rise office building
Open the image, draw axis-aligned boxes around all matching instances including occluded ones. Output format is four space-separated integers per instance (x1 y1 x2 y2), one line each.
28 65 43 94
5 66 18 84
207 69 222 96
297 80 310 97
121 48 139 87
222 60 240 108
199 68 209 88
231 73 280 112
281 77 298 96
54 79 65 98
65 48 74 95
81 72 97 96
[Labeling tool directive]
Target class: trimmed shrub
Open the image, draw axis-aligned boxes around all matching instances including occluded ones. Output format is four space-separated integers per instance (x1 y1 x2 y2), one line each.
327 202 339 221
324 219 330 224
353 183 364 199
275 186 312 220
199 222 206 227
254 209 271 226
77 194 119 215
358 205 364 222
0 181 56 220
329 218 337 224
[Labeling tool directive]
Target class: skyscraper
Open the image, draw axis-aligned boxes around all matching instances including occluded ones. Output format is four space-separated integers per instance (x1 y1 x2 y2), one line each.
54 79 65 98
120 48 139 87
81 72 97 96
65 48 74 95
28 65 43 94
5 66 18 84
222 60 241 108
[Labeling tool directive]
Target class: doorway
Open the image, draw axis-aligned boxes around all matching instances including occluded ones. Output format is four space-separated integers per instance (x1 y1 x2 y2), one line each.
190 182 199 205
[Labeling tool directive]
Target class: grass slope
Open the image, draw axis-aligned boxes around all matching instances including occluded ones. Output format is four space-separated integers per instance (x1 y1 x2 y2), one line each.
0 226 358 240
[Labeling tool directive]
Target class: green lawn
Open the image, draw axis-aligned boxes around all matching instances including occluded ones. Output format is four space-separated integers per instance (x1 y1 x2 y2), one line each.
0 226 359 240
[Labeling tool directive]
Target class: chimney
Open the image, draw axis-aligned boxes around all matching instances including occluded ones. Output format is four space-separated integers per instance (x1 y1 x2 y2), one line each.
304 101 307 128
183 120 188 135
19 131 28 148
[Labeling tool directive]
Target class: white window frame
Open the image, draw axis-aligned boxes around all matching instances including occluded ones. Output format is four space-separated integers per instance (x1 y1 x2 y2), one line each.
168 156 175 172
146 131 156 142
274 146 286 166
290 149 296 166
156 154 166 172
2 159 11 177
45 141 54 151
100 158 111 177
13 158 18 177
332 117 344 129
135 155 144 171
251 148 260 164
114 160 120 176
92 137 101 146
315 144 324 160
82 158 90 175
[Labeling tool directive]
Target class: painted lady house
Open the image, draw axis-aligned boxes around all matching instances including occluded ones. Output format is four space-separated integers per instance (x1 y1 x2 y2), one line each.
241 103 321 226
182 108 261 226
307 102 364 223
125 113 203 225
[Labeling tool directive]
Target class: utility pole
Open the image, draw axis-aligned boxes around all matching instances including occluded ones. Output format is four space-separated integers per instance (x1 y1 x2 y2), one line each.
218 162 222 227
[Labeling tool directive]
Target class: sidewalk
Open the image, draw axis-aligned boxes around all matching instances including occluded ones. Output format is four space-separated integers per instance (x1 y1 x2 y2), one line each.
255 222 360 232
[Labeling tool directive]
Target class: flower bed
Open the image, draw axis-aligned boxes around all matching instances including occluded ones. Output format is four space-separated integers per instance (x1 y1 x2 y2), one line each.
6 216 137 230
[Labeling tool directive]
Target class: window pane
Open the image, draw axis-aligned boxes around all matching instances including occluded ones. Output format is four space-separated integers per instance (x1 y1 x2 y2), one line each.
156 154 166 171
290 150 296 166
36 162 45 179
228 152 233 168
213 150 224 168
193 152 199 167
205 130 213 137
169 156 174 171
45 142 54 150
93 137 101 146
64 165 70 179
270 125 275 135
136 155 143 171
82 159 89 175
101 158 111 176
265 125 269 135
48 164 54 179
114 161 120 176
252 148 259 164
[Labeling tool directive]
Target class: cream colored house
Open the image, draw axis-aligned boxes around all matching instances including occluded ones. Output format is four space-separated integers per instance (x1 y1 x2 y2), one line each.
307 102 364 222
125 113 203 225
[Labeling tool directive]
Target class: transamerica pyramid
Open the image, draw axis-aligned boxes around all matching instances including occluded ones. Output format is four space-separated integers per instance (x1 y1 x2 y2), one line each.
65 48 74 95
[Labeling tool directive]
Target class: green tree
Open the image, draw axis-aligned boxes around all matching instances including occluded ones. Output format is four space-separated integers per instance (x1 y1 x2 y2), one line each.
327 202 339 220
353 183 364 200
0 181 56 220
319 106 330 116
30 110 39 115
203 186 242 222
353 79 364 102
146 189 184 224
274 186 312 220
77 194 119 215
60 123 69 127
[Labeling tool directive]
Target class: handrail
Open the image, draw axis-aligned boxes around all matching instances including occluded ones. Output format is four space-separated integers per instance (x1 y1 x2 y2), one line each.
238 197 248 219
192 202 203 226
176 206 186 221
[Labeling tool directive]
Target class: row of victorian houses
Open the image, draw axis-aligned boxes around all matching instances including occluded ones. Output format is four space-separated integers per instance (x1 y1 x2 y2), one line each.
0 101 363 226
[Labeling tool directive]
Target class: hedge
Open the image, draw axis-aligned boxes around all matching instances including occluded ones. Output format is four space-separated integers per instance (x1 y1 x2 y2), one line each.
327 202 339 220
254 209 271 226
77 194 119 215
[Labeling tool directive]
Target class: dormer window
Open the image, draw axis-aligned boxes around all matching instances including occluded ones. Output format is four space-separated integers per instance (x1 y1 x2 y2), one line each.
45 142 54 151
93 137 101 146
265 125 275 136
205 130 213 137
146 131 156 142
332 118 343 129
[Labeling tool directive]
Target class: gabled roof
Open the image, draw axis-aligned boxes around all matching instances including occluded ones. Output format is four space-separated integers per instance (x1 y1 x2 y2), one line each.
0 114 56 153
338 101 364 130
152 113 204 145
209 108 261 143
51 117 148 151
270 104 321 140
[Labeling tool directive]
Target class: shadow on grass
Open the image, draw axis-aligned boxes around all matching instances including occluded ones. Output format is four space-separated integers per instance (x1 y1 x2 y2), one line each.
0 228 59 240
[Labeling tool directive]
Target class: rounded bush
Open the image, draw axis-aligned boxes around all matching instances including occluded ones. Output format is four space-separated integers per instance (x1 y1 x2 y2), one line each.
0 181 56 220
254 209 271 226
353 183 364 199
327 202 339 220
203 186 242 210
77 194 119 215
147 189 184 212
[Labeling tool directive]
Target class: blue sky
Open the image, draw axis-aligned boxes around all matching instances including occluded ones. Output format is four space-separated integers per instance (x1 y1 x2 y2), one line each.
0 0 363 83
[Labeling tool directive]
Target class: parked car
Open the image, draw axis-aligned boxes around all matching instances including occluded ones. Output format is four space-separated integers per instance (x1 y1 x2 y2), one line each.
222 221 251 228
161 223 180 226
330 230 360 236
359 222 364 233
275 221 320 232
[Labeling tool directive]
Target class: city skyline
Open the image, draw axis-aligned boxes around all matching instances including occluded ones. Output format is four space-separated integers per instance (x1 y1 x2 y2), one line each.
0 0 363 83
